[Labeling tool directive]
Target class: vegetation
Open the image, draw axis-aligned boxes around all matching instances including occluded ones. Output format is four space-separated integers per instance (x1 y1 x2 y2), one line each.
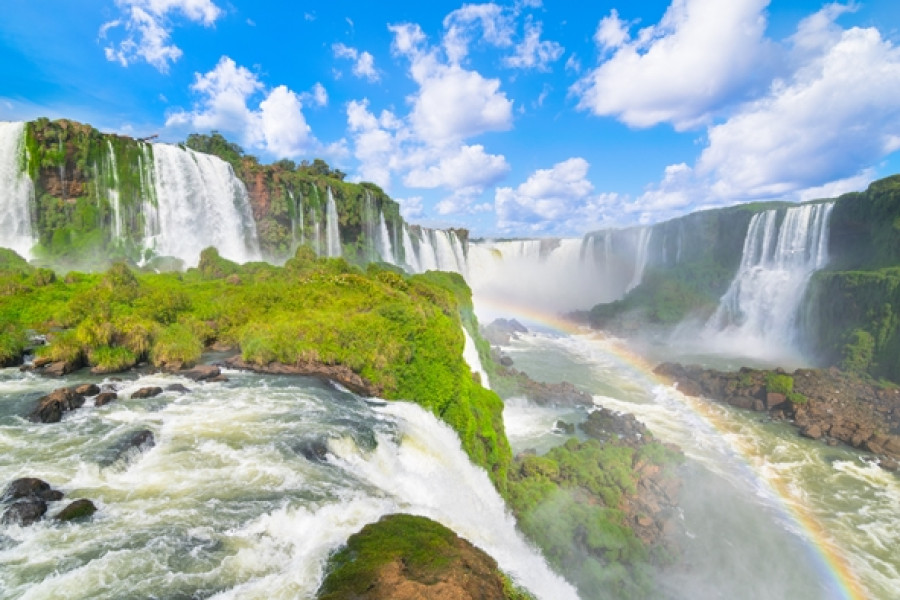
0 247 510 487
317 514 534 600
505 436 681 599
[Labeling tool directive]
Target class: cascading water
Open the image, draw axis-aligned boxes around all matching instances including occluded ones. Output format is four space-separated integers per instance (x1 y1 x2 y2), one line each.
461 327 491 389
401 225 422 273
0 369 572 599
325 187 341 258
0 121 35 258
625 227 653 293
145 144 260 266
701 202 834 361
377 210 394 264
104 140 123 241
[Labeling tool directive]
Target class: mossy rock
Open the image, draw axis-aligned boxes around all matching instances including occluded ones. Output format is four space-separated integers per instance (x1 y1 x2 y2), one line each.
317 514 532 600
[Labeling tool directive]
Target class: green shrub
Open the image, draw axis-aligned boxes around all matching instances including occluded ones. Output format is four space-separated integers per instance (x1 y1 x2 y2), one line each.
765 372 794 395
88 345 137 372
150 323 202 368
36 329 83 364
0 326 27 365
841 329 875 374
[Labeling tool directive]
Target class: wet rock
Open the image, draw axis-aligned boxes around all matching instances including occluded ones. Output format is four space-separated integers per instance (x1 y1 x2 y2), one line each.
165 383 192 394
179 365 221 382
554 420 575 434
499 355 514 367
3 478 63 502
801 424 823 440
225 356 379 397
28 387 86 423
295 439 330 463
42 358 83 377
74 383 101 396
131 386 163 399
2 499 47 526
94 392 118 406
101 429 155 467
54 499 97 521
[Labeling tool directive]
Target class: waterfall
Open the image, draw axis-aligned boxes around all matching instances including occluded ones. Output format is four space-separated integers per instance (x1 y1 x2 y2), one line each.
0 121 36 258
325 187 341 258
462 327 491 389
401 225 422 272
105 140 123 242
703 202 835 357
377 210 395 264
625 227 653 293
145 144 260 266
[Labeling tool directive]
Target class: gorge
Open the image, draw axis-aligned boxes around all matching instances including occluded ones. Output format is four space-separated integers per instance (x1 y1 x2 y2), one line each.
2 118 900 599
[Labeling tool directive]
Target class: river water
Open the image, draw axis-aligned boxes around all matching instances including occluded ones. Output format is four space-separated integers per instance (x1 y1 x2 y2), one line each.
2 334 898 599
502 329 900 600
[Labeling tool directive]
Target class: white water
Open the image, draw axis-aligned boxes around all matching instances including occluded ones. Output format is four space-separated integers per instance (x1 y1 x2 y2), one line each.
0 122 35 258
401 225 421 272
377 210 394 264
145 144 260 266
625 227 653 293
462 327 491 390
105 140 123 241
701 203 834 362
0 368 569 599
406 228 467 274
325 188 341 258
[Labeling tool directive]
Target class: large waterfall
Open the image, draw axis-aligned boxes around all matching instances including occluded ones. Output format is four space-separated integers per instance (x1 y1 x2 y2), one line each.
146 144 260 266
702 202 834 360
0 122 35 258
325 187 341 258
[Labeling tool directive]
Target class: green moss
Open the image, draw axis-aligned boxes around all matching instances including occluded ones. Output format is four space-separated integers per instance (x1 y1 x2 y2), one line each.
765 373 794 395
88 345 137 372
0 326 27 366
150 323 203 367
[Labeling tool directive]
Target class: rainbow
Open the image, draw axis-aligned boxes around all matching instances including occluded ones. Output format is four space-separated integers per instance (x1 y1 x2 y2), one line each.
475 299 869 600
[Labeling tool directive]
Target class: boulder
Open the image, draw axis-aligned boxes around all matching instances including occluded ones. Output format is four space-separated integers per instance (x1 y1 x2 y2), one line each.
3 477 63 502
295 439 330 463
165 383 192 394
800 424 823 440
94 392 118 407
42 359 82 377
131 386 163 399
54 499 97 521
101 429 155 466
766 392 787 410
554 420 575 435
2 499 47 526
74 383 100 396
28 387 86 423
179 365 221 382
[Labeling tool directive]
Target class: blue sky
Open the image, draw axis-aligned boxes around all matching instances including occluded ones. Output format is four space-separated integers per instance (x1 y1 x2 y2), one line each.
3 0 900 237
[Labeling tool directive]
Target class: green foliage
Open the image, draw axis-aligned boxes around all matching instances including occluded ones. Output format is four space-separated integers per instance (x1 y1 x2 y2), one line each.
841 329 875 373
765 373 794 395
0 248 33 275
787 391 808 405
319 514 527 600
150 323 203 368
35 330 83 364
88 345 137 372
0 326 27 366
184 131 244 168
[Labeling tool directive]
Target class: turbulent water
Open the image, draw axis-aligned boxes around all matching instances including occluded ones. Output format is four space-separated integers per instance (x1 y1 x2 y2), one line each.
0 368 573 599
501 330 900 599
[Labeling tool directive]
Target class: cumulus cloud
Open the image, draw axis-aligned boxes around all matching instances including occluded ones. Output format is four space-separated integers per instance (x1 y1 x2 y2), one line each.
404 144 510 190
100 0 222 72
442 3 515 64
504 18 564 71
332 43 380 81
572 0 772 130
697 14 900 199
166 56 316 158
496 158 618 234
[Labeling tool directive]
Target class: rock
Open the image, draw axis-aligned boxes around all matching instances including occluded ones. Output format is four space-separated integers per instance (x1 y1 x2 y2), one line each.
31 356 52 368
54 499 96 521
28 387 86 423
800 424 823 439
207 374 229 383
554 420 575 434
74 383 101 396
2 477 63 502
295 439 330 462
317 514 510 600
179 365 221 382
880 457 899 471
225 356 380 397
499 355 514 367
2 499 47 526
131 386 163 399
42 359 82 377
481 318 528 346
101 429 155 466
94 392 118 406
766 392 787 409
165 383 192 394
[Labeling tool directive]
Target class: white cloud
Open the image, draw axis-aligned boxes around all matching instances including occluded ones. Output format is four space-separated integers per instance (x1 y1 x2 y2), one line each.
396 196 424 219
100 0 222 73
404 144 510 190
307 82 328 107
572 0 772 130
165 56 316 158
332 43 380 81
697 17 900 199
495 158 617 234
504 18 564 71
442 3 514 64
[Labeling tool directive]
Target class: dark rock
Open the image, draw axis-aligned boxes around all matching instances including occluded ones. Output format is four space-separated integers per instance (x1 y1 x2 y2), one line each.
554 420 575 434
74 383 101 396
881 457 898 471
94 392 118 406
295 439 330 463
28 387 86 423
3 477 63 502
179 365 221 382
2 499 47 526
766 392 787 409
165 383 192 394
225 356 380 397
42 359 83 377
800 424 823 439
499 355 514 367
101 429 155 466
131 386 163 399
54 499 97 521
